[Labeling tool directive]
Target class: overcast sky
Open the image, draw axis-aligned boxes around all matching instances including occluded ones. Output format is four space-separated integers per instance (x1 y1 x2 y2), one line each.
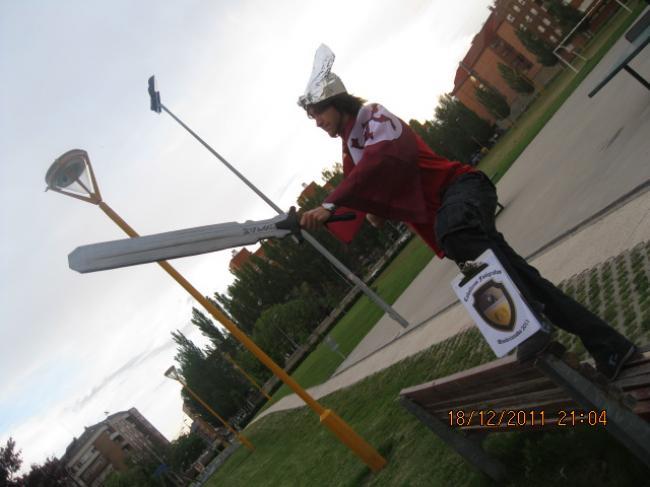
0 0 493 470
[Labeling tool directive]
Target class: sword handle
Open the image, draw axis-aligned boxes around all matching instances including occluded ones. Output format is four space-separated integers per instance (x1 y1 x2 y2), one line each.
325 212 356 223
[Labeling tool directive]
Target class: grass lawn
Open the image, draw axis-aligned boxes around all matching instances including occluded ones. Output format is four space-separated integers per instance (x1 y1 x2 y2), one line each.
262 236 435 408
209 315 650 486
209 240 650 485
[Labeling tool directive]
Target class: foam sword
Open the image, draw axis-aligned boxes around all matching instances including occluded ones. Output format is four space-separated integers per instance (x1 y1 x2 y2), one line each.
68 207 353 273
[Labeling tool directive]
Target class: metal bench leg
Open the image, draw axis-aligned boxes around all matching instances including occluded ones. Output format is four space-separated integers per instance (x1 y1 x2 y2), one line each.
399 397 508 482
536 353 650 468
622 65 650 89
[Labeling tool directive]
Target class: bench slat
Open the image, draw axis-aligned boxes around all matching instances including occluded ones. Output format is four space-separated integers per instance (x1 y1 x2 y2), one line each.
429 394 579 421
421 376 561 411
404 366 548 404
400 355 524 397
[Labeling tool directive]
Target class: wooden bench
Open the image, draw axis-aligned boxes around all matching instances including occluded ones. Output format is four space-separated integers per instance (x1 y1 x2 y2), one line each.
588 10 650 98
399 343 650 481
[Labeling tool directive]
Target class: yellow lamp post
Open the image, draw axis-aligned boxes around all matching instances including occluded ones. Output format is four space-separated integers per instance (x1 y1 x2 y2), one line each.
222 353 271 401
164 366 254 451
45 149 387 472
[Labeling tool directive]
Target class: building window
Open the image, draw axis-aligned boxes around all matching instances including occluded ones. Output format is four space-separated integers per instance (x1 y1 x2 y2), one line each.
525 15 533 22
507 13 515 22
543 18 551 26
513 5 521 12
538 25 546 33
530 8 538 15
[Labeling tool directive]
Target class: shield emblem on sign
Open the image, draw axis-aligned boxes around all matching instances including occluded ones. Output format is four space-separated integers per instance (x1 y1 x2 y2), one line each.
472 280 516 332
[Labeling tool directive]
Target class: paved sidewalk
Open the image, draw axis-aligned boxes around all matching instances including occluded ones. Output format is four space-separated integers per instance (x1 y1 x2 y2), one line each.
253 186 650 422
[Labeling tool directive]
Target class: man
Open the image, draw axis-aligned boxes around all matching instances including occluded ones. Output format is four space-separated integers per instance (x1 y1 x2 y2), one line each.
298 45 636 380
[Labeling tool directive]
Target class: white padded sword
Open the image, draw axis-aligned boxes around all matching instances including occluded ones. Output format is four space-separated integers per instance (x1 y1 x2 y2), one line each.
68 207 353 273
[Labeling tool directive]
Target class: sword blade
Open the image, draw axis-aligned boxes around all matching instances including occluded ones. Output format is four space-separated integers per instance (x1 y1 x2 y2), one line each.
69 214 291 273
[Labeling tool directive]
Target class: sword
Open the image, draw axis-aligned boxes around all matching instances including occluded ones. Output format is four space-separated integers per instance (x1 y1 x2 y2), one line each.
68 207 354 274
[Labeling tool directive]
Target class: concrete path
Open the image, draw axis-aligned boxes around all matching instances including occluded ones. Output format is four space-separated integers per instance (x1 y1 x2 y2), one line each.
252 20 650 423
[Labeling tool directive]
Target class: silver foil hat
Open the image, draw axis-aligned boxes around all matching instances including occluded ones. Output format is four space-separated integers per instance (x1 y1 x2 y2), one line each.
297 44 347 108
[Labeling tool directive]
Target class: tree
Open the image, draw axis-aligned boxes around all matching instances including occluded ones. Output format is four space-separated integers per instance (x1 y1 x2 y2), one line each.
516 28 558 66
190 306 239 356
497 63 535 94
197 160 407 402
0 437 22 486
214 161 403 337
410 94 496 163
19 456 68 486
251 298 323 363
410 119 458 161
172 331 249 428
168 433 206 473
474 86 511 120
103 457 161 487
545 0 584 31
430 94 494 161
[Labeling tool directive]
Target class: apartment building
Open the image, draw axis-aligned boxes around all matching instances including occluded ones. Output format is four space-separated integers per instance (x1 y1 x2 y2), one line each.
62 408 169 486
453 0 621 122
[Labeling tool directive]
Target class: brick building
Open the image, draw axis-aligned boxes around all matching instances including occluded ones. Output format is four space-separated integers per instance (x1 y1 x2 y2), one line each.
452 0 619 123
229 248 253 273
61 408 170 486
182 402 227 446
297 181 320 207
229 245 269 273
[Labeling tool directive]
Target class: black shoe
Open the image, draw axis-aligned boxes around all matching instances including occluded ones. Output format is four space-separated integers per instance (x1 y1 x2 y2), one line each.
516 329 554 362
595 344 637 381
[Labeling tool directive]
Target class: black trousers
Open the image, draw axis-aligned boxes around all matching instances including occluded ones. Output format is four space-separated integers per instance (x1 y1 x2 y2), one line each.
434 172 633 362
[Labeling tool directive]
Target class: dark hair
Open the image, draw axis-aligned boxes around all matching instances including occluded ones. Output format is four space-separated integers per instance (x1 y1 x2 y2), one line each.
306 93 366 117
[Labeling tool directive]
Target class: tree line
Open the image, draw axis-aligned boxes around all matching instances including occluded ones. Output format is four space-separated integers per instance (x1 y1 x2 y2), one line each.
0 434 206 486
171 164 405 429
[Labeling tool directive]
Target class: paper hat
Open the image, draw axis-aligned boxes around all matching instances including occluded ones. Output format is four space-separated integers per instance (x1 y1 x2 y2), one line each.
297 44 347 108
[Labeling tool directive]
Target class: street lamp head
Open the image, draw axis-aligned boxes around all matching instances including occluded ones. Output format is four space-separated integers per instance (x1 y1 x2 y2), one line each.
164 365 181 381
45 149 101 204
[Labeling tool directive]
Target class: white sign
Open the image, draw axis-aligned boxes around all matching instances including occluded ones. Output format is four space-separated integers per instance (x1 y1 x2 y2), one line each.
451 249 541 357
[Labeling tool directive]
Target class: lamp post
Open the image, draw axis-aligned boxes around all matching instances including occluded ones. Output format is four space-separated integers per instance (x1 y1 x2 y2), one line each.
164 366 254 451
45 149 387 472
222 353 271 401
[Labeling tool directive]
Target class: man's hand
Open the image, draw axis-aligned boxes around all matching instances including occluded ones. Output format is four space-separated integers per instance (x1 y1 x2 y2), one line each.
300 207 332 231
366 213 385 228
